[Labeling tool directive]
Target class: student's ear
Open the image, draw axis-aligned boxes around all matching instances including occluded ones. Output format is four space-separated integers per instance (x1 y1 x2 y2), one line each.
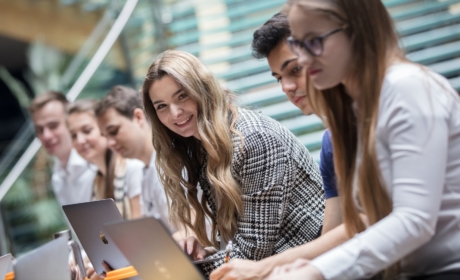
133 108 147 125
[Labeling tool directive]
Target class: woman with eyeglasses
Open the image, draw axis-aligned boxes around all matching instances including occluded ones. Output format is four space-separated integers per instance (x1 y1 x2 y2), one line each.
141 50 325 277
265 0 460 279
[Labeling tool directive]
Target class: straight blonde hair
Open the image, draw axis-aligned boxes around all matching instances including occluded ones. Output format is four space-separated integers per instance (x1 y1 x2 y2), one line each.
284 0 406 276
142 50 243 247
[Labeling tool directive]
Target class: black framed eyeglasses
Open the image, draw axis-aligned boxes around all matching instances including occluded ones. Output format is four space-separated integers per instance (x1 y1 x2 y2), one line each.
287 25 348 57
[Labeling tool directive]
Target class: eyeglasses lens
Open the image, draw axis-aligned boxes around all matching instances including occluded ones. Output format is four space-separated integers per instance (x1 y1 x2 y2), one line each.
307 38 323 56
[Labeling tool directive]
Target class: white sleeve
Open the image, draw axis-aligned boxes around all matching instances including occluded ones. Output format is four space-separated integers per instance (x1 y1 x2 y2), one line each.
311 73 449 279
124 159 144 199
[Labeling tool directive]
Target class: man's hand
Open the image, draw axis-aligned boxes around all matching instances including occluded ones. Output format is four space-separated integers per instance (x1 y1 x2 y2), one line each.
210 259 270 280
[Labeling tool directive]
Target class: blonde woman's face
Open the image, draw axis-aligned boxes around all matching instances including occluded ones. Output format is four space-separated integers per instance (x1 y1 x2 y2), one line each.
288 4 353 90
149 75 200 140
67 112 107 163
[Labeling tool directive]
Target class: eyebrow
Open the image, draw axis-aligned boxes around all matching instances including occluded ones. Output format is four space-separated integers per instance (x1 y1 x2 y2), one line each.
152 88 183 106
105 124 118 130
272 58 297 76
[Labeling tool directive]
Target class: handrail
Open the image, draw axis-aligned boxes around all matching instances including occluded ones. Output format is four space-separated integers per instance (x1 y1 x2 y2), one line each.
0 0 139 202
0 7 115 182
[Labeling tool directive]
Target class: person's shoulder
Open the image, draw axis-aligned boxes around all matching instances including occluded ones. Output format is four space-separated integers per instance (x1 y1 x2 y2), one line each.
381 62 455 109
234 107 287 138
383 63 452 94
322 130 332 145
125 158 145 171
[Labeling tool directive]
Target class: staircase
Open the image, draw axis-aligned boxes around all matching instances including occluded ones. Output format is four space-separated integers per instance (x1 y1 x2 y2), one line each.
152 0 460 162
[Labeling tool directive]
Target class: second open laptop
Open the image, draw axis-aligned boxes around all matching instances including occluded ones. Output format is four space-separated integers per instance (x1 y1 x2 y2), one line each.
14 237 69 280
104 217 206 280
0 253 12 280
62 199 133 276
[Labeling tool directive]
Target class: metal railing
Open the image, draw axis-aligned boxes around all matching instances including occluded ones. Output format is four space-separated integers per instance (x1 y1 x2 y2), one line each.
0 0 138 202
0 9 115 183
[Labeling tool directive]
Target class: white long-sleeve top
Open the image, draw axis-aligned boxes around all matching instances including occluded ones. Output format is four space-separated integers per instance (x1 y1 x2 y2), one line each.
311 63 460 279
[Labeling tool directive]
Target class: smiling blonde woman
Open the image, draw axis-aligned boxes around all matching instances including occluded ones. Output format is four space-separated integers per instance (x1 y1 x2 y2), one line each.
141 50 325 277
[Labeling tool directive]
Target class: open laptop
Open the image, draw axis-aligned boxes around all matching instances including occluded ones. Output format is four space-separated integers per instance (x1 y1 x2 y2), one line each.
14 236 70 280
62 199 132 275
104 217 206 280
0 254 12 279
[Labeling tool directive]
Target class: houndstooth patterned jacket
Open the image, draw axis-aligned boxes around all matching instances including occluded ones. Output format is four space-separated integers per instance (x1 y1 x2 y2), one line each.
199 108 325 277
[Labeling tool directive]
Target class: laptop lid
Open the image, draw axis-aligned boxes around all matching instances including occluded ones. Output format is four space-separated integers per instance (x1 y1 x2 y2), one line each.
104 217 205 280
15 237 69 280
0 254 12 279
62 199 131 275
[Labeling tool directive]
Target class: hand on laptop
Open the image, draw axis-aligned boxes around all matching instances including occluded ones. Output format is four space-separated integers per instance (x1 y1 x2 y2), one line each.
86 261 112 279
86 266 106 280
179 236 213 261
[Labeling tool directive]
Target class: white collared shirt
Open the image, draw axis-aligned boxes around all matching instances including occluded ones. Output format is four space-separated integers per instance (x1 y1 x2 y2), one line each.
141 151 171 230
52 149 97 206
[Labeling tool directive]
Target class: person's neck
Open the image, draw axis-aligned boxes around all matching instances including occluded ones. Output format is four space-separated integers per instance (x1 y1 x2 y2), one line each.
138 129 154 166
342 78 359 101
92 153 107 176
57 148 72 168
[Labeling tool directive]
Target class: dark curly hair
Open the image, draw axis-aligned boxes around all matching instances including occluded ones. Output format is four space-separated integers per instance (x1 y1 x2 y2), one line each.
251 13 291 59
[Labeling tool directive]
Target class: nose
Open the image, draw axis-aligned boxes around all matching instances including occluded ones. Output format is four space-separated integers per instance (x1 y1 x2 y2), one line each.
107 137 117 148
281 78 297 96
170 104 183 119
76 133 86 145
297 51 313 68
42 127 53 140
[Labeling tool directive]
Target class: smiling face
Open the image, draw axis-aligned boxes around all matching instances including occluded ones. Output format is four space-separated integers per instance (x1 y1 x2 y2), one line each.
288 3 353 91
32 100 72 159
97 107 146 158
149 75 200 140
67 112 107 163
267 41 312 115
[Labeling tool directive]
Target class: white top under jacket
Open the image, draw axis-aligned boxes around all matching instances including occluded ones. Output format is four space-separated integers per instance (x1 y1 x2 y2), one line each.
312 63 460 279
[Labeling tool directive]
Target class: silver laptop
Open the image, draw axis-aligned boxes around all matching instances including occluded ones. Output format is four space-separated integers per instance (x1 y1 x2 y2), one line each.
62 199 132 275
0 254 12 279
14 236 70 280
104 217 206 280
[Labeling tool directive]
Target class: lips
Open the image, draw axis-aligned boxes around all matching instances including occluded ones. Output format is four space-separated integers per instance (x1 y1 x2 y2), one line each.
294 96 306 104
308 69 322 76
175 115 192 127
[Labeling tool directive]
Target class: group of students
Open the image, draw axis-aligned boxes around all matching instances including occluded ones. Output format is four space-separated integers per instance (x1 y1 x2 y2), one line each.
28 0 460 279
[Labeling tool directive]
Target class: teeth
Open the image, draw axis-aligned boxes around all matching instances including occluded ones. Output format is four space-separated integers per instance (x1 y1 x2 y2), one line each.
176 116 191 125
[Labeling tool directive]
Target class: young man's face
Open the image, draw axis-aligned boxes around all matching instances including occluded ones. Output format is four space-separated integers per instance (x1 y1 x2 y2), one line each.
32 101 72 159
267 40 312 115
97 107 146 159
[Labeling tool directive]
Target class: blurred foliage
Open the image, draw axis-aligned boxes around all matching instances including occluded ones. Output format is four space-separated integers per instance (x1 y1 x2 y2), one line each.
0 66 31 116
2 149 67 255
1 0 147 256
26 40 68 95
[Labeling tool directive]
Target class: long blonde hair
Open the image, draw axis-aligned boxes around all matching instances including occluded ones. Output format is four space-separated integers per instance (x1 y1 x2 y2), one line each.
142 50 243 247
284 0 406 275
67 99 116 201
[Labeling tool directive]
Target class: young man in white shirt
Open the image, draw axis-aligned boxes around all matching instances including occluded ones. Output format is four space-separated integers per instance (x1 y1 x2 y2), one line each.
95 86 171 228
30 91 96 205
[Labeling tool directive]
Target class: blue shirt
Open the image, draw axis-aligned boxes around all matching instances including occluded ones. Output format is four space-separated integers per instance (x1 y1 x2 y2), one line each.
319 130 338 199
